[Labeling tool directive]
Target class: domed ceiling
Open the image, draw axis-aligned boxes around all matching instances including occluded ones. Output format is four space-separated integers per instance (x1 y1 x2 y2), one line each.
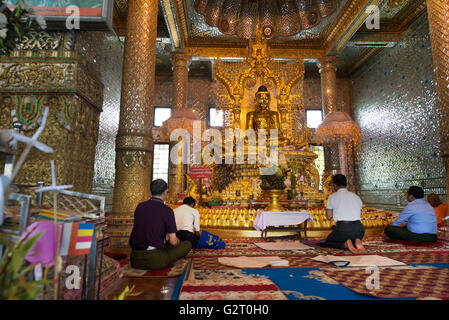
192 0 340 39
112 0 426 78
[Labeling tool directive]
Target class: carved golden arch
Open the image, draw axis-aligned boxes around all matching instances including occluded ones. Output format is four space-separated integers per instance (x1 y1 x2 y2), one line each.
214 30 306 146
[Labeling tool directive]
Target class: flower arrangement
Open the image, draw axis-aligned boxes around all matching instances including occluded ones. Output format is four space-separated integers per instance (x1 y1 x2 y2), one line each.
0 0 46 55
207 192 223 206
260 165 287 191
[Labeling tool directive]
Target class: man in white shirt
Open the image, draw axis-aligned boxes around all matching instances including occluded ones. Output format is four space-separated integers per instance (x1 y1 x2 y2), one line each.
320 174 367 254
174 197 201 248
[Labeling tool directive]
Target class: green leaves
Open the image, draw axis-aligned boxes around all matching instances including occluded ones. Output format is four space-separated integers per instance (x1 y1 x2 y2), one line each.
7 232 42 274
0 0 44 55
0 228 51 300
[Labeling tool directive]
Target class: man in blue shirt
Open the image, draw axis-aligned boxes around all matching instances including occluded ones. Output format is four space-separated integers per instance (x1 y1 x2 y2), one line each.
384 186 437 242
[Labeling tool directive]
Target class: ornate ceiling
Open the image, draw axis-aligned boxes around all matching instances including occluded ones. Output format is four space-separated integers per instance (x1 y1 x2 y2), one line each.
192 0 340 39
113 0 426 78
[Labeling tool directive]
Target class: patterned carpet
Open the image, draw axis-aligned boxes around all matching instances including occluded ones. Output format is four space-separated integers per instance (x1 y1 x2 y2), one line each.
172 237 449 300
322 265 449 299
178 268 287 300
187 238 329 257
316 238 449 255
192 255 325 270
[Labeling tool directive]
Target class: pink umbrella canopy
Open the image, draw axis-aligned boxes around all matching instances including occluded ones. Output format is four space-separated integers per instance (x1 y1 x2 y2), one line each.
315 111 361 144
161 108 203 140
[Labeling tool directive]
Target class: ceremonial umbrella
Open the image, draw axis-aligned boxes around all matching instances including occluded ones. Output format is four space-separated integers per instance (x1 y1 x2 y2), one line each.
315 110 361 176
161 108 203 199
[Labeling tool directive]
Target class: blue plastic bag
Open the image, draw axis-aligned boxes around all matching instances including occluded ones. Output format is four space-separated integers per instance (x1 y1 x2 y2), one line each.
196 231 226 249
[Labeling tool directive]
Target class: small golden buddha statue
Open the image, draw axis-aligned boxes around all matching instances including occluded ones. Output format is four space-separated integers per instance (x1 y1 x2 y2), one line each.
246 86 288 147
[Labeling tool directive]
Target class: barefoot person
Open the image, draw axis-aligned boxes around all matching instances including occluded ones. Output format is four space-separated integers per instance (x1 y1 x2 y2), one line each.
384 186 437 242
320 174 367 254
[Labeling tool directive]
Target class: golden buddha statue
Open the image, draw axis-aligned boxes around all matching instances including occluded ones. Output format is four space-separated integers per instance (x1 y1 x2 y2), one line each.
245 86 288 147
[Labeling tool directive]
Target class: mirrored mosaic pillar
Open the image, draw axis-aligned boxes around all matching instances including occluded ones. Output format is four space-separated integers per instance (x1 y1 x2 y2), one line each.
317 56 340 175
426 0 449 203
171 53 191 110
168 53 191 202
108 0 158 248
317 56 338 116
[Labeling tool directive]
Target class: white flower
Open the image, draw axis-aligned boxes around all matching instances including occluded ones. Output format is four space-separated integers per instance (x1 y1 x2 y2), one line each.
0 13 7 28
35 15 46 30
0 28 8 39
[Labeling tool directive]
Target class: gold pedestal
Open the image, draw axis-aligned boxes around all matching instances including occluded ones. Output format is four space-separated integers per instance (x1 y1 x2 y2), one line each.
263 189 286 211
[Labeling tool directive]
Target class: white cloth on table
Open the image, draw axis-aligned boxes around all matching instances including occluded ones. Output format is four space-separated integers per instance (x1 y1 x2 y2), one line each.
253 210 313 231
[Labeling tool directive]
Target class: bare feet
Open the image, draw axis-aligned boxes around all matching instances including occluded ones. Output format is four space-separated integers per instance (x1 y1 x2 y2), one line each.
354 238 367 254
344 239 360 254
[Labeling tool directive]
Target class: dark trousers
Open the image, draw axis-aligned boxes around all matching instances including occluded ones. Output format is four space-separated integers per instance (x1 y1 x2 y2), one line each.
385 225 437 243
176 230 199 249
322 220 365 250
130 240 191 270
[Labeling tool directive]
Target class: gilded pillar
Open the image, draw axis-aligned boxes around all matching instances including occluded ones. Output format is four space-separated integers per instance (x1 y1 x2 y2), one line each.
108 0 158 248
168 53 191 201
426 0 449 203
317 56 338 116
171 53 191 110
317 56 340 174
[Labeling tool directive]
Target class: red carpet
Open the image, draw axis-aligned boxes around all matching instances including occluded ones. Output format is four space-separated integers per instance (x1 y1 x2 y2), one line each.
122 258 189 278
179 269 287 300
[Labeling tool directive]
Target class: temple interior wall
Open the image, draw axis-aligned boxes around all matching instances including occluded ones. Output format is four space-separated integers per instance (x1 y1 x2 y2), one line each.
351 13 447 211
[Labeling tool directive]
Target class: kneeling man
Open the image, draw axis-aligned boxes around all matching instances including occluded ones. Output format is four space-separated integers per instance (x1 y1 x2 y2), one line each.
174 197 201 249
385 186 437 242
129 179 192 270
321 174 367 254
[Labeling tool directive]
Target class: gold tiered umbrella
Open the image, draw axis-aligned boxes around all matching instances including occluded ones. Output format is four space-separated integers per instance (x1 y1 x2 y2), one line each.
315 110 361 176
161 108 203 199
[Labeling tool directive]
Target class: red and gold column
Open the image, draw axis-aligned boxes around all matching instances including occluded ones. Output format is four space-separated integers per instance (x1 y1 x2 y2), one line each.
171 53 191 110
317 56 340 174
108 0 158 248
426 0 449 202
317 56 338 116
168 53 191 201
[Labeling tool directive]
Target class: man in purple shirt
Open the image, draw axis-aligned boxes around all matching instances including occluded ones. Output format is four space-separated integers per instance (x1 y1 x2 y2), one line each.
384 186 437 243
129 179 192 270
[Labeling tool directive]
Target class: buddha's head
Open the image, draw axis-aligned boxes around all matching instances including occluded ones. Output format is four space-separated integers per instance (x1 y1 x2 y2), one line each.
255 85 270 111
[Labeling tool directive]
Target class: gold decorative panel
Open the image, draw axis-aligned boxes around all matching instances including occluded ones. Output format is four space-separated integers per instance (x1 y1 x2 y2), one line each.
214 31 306 146
0 31 105 202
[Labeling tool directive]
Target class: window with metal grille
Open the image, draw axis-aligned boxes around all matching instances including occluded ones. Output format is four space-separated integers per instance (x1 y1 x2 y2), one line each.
152 143 170 183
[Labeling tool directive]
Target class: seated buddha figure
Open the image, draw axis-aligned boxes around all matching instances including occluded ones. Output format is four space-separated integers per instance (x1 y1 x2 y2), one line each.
245 85 288 147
